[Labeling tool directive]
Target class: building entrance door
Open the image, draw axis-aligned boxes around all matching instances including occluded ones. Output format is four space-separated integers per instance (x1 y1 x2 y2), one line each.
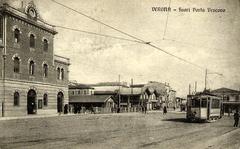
57 92 63 113
27 89 37 114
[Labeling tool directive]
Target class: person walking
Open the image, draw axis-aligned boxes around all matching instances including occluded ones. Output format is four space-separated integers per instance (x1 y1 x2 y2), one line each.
233 110 239 127
163 106 167 115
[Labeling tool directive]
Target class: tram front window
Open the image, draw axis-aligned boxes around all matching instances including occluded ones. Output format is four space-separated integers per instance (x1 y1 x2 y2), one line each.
201 98 207 107
191 98 200 108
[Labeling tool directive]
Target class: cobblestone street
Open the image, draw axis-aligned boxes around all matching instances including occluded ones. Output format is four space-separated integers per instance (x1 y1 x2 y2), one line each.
0 112 239 149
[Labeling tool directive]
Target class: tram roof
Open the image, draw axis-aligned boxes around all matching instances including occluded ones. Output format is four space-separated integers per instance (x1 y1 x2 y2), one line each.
189 92 220 98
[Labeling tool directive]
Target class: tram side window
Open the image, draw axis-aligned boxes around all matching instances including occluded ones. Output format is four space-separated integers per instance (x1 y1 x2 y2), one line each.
201 98 207 107
212 99 220 108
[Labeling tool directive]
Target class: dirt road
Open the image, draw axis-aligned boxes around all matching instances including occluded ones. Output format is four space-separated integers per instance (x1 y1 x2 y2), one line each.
0 112 239 149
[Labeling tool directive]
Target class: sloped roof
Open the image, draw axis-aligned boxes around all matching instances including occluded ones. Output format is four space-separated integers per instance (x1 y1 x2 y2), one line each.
69 84 94 89
0 0 57 34
119 88 143 95
130 84 145 88
69 95 114 103
94 91 116 95
142 82 167 96
91 82 129 87
211 88 240 94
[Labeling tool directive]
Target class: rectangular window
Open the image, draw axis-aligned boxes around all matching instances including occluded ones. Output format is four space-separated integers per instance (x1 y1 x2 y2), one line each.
0 17 3 44
201 98 207 108
38 100 43 109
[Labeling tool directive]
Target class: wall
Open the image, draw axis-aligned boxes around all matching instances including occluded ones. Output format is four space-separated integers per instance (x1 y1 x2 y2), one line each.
0 79 68 117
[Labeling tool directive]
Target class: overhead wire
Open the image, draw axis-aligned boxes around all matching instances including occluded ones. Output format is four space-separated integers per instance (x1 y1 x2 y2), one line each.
53 25 145 44
162 0 171 40
51 0 146 43
50 0 222 74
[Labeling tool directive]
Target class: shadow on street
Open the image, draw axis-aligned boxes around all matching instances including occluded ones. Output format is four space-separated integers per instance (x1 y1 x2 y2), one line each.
162 118 207 124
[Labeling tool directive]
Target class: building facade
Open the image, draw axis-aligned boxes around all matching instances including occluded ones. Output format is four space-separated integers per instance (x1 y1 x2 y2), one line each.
211 88 240 114
0 1 70 117
68 83 115 114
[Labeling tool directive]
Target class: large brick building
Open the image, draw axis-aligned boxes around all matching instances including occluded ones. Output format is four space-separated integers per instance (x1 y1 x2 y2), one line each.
0 0 70 117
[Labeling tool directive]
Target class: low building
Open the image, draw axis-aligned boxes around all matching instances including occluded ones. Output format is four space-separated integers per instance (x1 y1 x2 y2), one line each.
211 88 240 114
69 95 115 114
119 81 172 111
118 87 143 112
69 83 94 96
68 83 116 114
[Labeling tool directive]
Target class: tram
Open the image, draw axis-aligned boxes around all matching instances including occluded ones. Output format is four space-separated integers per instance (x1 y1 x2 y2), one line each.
186 92 222 122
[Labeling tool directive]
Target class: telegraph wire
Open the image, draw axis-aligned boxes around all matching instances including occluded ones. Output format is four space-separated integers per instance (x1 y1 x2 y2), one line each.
50 0 222 74
147 43 205 70
51 0 146 43
162 0 172 40
53 25 145 44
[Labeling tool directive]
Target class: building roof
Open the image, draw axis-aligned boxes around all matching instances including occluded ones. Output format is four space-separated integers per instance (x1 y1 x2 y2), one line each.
54 55 70 65
0 1 57 34
119 88 143 95
69 95 114 103
69 83 94 89
91 82 129 87
211 88 240 94
130 84 145 88
94 91 116 95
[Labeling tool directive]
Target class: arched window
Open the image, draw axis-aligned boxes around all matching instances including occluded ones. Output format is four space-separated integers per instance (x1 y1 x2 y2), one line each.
30 34 35 48
43 94 48 106
43 64 48 77
57 67 61 80
13 57 20 73
14 28 20 43
14 92 20 106
61 68 64 80
43 39 48 51
29 60 35 75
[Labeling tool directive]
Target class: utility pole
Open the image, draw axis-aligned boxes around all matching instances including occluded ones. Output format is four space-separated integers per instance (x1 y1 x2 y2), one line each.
189 84 191 95
195 81 197 93
204 69 207 91
118 74 121 109
128 78 133 112
1 14 6 117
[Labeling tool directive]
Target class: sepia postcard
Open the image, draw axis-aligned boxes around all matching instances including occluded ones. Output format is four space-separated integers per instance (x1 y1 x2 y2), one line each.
0 0 239 149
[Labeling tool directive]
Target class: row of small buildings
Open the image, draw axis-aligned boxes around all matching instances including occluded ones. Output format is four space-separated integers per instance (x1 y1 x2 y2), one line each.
68 81 177 114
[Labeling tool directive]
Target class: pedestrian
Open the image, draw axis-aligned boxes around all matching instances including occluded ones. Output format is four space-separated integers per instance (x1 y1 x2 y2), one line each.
163 106 167 115
144 105 147 114
233 110 239 127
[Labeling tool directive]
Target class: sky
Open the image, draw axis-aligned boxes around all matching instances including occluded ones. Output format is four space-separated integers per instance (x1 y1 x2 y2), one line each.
33 0 240 97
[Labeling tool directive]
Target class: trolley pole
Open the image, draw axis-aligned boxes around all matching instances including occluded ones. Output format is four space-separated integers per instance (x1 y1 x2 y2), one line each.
189 84 191 95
